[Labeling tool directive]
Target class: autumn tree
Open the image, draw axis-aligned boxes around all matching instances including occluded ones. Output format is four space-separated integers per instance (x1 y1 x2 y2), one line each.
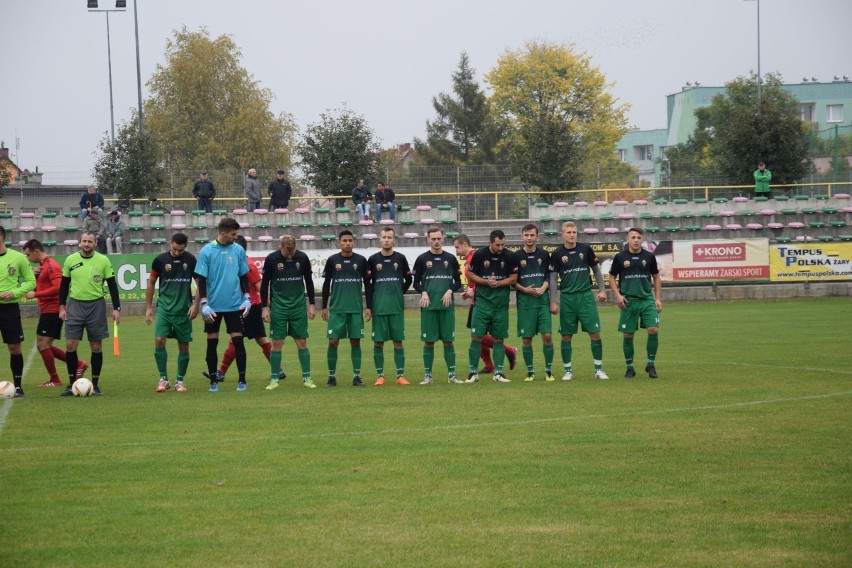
485 42 628 195
145 27 296 174
92 115 166 201
415 52 504 166
297 107 382 199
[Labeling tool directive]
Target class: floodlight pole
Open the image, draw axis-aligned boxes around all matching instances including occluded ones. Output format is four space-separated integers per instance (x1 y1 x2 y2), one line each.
88 7 125 148
133 0 144 135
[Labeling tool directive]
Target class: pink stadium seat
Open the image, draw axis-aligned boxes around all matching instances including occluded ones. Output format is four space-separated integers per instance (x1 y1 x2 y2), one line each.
767 222 784 229
617 213 635 220
19 226 35 232
632 199 648 205
253 208 269 215
603 227 620 234
299 234 316 241
18 240 28 247
759 209 777 215
583 227 600 235
257 235 274 242
379 219 394 225
243 236 252 242
238 222 249 229
573 201 589 207
593 200 609 207
746 223 764 230
833 193 849 199
795 235 814 242
233 208 248 215
725 223 742 230
416 205 432 211
720 210 736 217
553 201 569 207
41 225 57 232
361 233 378 240
294 207 311 214
170 210 186 216
403 232 419 239
787 222 805 229
20 212 35 218
63 239 79 246
358 219 375 226
842 207 852 213
732 196 749 203
420 218 436 224
273 208 289 214
612 200 629 206
171 223 187 230
704 224 722 231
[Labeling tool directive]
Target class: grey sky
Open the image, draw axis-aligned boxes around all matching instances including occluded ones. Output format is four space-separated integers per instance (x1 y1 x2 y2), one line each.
2 0 850 182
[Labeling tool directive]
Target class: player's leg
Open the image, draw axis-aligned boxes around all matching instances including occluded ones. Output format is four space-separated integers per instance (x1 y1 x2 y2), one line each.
578 292 606 379
439 309 457 382
468 305 487 379
640 299 660 378
390 313 407 384
348 313 365 386
203 314 224 391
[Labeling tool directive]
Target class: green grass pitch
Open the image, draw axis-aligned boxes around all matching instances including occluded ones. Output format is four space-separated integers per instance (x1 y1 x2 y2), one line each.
1 298 850 566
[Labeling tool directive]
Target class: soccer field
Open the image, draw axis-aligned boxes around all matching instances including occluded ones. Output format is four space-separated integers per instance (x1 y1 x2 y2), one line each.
1 298 850 567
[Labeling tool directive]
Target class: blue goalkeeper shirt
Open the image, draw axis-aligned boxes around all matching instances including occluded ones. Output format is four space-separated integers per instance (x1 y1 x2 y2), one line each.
195 240 249 312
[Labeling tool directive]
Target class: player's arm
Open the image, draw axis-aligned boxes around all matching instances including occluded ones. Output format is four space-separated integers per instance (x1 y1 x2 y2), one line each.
608 263 626 309
362 265 373 320
591 264 607 302
59 275 71 308
34 261 61 299
260 262 272 307
302 261 316 319
145 269 159 324
402 267 413 294
653 272 662 312
105 276 121 323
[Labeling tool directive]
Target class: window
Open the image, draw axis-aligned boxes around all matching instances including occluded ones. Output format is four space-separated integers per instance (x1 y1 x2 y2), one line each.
618 149 627 162
638 145 654 161
798 103 815 122
827 104 843 123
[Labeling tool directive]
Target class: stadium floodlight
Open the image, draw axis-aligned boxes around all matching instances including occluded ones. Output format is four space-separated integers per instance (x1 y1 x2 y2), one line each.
87 0 98 7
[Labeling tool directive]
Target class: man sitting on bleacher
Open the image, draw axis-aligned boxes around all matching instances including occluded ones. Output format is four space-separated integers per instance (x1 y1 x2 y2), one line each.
352 179 372 221
375 182 396 222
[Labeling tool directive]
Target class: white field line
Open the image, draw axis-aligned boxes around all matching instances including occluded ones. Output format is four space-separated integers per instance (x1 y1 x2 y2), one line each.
1 389 850 454
0 344 40 438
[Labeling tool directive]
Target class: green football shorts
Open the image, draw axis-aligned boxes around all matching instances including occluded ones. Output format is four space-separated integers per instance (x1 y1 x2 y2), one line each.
155 309 193 343
558 290 601 335
517 303 552 337
470 304 509 339
420 308 455 343
371 313 405 342
326 311 364 339
617 297 660 334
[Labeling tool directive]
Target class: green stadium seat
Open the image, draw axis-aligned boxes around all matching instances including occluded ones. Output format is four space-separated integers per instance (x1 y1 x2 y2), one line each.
276 222 292 229
801 208 817 215
338 221 353 227
822 207 838 214
534 202 549 208
191 210 207 216
544 229 559 236
149 210 165 217
673 198 689 205
808 221 825 229
42 240 57 247
780 209 797 215
679 211 694 218
814 195 829 200
440 218 455 224
314 207 330 214
693 198 708 204
256 222 271 229
298 222 313 228
793 195 810 201
775 236 792 244
664 226 681 232
151 223 165 231
839 235 852 242
579 214 594 222
128 224 144 231
639 212 654 220
558 215 574 222
645 226 660 233
753 196 769 202
193 223 208 230
658 211 674 219
399 206 412 212
335 207 350 214
63 225 79 232
773 195 789 202
400 219 415 226
712 197 728 204
212 209 228 215
436 205 452 211
598 213 614 221
195 237 210 244
538 215 554 222
42 212 58 218
63 211 80 218
699 211 714 217
653 198 668 205
321 234 336 241
127 210 143 217
151 237 168 245
830 221 847 228
130 238 146 245
739 210 756 216
445 231 460 239
817 235 834 242
685 225 702 232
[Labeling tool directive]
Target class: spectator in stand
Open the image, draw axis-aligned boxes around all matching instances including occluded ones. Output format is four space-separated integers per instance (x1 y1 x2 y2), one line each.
79 186 105 220
104 210 125 255
375 182 396 222
754 162 772 199
192 170 216 213
268 170 292 210
245 168 261 212
352 179 372 221
81 207 107 254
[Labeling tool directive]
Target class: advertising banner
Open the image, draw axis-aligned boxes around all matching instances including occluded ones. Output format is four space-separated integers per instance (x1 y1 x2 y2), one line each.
658 238 770 282
769 242 852 281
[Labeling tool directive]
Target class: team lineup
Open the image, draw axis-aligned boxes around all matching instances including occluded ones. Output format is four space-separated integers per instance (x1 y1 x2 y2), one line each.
0 220 662 397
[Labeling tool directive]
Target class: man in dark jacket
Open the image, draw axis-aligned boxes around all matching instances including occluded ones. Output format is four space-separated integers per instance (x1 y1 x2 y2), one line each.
375 182 396 222
268 170 292 210
79 186 105 220
192 171 216 213
352 179 372 220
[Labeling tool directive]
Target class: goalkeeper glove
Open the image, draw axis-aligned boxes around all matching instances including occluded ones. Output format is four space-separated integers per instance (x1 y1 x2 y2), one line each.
201 300 216 324
240 294 252 317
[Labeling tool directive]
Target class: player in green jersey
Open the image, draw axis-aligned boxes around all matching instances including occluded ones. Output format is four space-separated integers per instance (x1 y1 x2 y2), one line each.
366 227 413 386
514 224 558 382
0 226 36 397
465 230 519 384
261 235 317 389
412 227 463 385
145 233 199 393
58 231 122 396
609 227 662 379
321 230 373 387
549 221 609 381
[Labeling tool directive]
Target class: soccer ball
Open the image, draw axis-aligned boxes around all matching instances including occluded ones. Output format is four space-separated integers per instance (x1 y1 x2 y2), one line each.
0 381 15 399
72 378 94 397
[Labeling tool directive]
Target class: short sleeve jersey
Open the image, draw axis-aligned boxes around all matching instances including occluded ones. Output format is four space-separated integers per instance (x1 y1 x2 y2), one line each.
61 252 114 301
195 240 250 312
514 247 551 310
412 250 461 311
246 260 262 306
322 252 369 313
151 250 196 314
368 251 411 316
0 248 36 304
550 243 599 295
610 248 659 300
263 250 312 313
34 255 62 313
468 246 519 311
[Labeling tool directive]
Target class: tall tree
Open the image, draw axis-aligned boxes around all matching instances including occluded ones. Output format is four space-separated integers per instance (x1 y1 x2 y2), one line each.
92 115 166 201
695 73 811 184
485 41 628 193
415 52 504 165
297 107 382 198
145 27 296 173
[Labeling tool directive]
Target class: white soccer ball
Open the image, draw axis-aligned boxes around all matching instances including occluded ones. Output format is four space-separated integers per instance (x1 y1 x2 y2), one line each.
72 378 94 397
0 381 15 399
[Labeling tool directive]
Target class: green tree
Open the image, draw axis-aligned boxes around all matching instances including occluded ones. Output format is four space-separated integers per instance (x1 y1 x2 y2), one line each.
695 72 811 185
414 52 505 166
485 41 628 196
92 115 166 201
297 107 382 199
145 27 296 173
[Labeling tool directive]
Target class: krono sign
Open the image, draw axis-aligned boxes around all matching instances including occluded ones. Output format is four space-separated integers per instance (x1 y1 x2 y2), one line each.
692 243 746 263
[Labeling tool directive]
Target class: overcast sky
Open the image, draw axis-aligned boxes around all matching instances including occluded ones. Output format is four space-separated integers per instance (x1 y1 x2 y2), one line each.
2 0 850 183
